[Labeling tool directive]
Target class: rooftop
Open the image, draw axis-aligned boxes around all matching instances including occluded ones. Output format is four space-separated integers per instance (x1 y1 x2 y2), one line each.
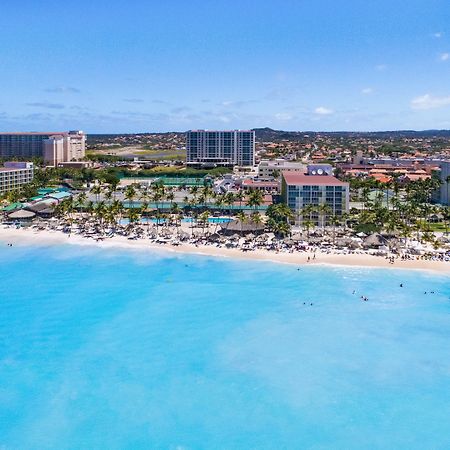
282 171 348 186
0 167 32 173
242 179 279 187
0 131 85 136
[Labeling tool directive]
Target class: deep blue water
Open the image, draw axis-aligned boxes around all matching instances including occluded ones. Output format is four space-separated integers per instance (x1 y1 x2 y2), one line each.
0 241 449 449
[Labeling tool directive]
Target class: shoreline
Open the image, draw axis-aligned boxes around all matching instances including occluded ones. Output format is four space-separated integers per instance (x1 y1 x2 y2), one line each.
1 226 449 275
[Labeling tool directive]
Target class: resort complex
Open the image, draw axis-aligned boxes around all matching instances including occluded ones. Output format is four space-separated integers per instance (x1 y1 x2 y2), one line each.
3 2 450 448
0 128 449 266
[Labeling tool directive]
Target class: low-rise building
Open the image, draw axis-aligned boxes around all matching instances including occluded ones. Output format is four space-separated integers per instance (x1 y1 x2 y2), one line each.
258 159 304 180
241 179 280 194
281 170 349 226
0 162 34 195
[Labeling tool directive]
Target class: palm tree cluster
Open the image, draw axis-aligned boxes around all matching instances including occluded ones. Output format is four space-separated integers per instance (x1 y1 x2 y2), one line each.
66 181 268 233
346 176 448 243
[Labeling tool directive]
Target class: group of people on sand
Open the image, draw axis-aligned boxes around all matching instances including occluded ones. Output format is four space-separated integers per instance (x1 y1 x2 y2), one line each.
306 254 316 262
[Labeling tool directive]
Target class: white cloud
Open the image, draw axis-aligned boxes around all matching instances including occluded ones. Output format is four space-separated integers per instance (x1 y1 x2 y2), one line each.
433 32 443 38
123 98 144 103
26 102 65 109
440 52 449 61
410 94 450 110
275 112 293 121
361 87 374 95
44 86 80 94
314 106 333 115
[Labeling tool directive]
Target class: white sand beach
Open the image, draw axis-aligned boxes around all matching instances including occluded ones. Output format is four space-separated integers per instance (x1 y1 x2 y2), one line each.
1 226 449 274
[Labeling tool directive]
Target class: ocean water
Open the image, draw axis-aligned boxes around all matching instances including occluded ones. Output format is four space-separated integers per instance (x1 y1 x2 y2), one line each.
0 242 449 450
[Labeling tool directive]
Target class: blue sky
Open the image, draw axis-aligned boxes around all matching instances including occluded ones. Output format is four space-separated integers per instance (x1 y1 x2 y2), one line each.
1 0 449 133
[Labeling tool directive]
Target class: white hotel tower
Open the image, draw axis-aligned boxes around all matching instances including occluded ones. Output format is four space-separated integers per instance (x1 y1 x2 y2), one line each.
186 130 255 168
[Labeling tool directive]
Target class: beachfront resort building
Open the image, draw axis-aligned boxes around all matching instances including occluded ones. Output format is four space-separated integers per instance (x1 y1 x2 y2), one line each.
282 167 349 226
0 131 86 167
186 130 255 168
0 162 34 195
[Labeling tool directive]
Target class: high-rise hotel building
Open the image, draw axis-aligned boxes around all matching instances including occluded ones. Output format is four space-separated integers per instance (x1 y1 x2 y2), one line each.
0 131 86 167
186 130 255 167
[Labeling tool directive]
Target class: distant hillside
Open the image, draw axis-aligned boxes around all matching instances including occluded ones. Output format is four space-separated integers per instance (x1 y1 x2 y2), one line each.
252 127 450 141
87 128 450 145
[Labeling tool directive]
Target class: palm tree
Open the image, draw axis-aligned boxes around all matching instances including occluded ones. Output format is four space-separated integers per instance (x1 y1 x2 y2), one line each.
151 190 163 226
198 210 210 237
91 184 102 203
124 185 137 209
236 210 247 235
246 189 264 214
201 185 213 207
76 192 87 215
104 188 113 204
224 192 235 218
166 189 175 210
319 204 332 229
128 207 141 226
266 203 294 225
109 179 120 199
236 191 245 211
111 199 124 226
250 211 264 231
86 200 95 217
300 204 316 231
170 203 182 235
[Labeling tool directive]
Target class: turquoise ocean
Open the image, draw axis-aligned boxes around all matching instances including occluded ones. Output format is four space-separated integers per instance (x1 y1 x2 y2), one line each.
1 241 449 449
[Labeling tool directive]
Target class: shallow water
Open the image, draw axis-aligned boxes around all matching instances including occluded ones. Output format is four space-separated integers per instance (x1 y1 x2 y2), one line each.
0 242 449 449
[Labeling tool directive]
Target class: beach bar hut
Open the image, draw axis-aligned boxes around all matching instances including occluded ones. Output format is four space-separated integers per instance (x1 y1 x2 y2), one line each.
363 233 386 249
8 209 36 221
220 219 265 235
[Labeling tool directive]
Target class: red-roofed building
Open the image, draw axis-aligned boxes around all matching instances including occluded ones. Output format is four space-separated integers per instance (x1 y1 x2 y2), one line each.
242 179 280 194
281 171 349 226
